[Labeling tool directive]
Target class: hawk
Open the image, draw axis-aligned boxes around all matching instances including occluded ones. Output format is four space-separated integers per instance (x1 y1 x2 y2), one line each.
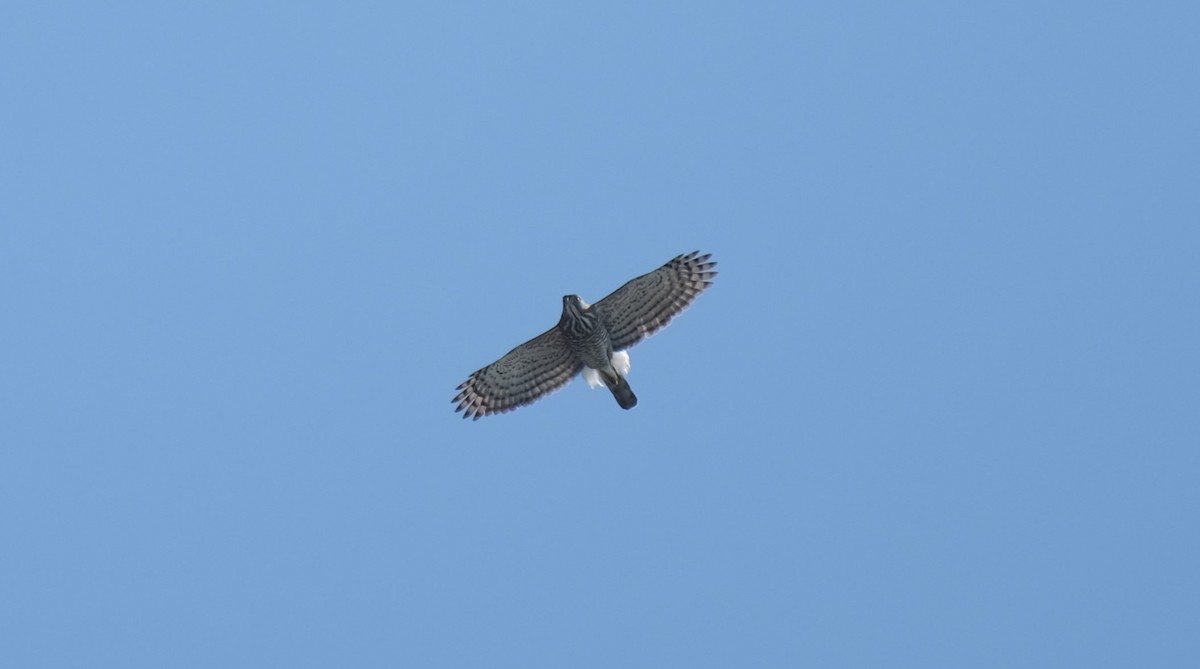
453 251 718 419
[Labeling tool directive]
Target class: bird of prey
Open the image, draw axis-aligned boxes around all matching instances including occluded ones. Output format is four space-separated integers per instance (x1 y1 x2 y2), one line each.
453 251 718 419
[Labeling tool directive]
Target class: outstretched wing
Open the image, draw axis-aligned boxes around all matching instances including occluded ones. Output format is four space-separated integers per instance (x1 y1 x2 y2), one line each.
453 327 582 420
591 251 718 351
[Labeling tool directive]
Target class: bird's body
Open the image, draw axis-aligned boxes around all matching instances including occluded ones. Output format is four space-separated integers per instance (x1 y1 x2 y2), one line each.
454 251 717 419
559 294 638 409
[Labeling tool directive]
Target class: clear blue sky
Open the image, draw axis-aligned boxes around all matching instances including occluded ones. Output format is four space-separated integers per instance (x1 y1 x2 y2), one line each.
2 2 1197 667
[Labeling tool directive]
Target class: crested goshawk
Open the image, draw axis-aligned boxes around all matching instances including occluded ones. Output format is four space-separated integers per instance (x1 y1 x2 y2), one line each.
453 251 717 419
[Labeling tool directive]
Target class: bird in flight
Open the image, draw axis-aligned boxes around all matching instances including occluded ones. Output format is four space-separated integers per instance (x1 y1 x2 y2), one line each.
453 251 718 419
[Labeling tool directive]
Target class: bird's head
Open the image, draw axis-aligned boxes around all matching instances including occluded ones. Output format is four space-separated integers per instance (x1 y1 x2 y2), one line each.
562 294 590 310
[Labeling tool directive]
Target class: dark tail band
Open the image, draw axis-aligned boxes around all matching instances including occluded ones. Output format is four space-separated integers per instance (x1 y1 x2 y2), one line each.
605 374 638 410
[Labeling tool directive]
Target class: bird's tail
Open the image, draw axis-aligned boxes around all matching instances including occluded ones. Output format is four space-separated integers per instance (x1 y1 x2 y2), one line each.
603 371 638 410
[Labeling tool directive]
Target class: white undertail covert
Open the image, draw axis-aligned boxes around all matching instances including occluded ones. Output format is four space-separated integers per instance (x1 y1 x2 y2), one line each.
582 350 631 389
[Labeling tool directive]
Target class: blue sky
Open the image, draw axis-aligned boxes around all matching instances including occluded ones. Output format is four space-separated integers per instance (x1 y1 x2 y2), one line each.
2 2 1197 667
